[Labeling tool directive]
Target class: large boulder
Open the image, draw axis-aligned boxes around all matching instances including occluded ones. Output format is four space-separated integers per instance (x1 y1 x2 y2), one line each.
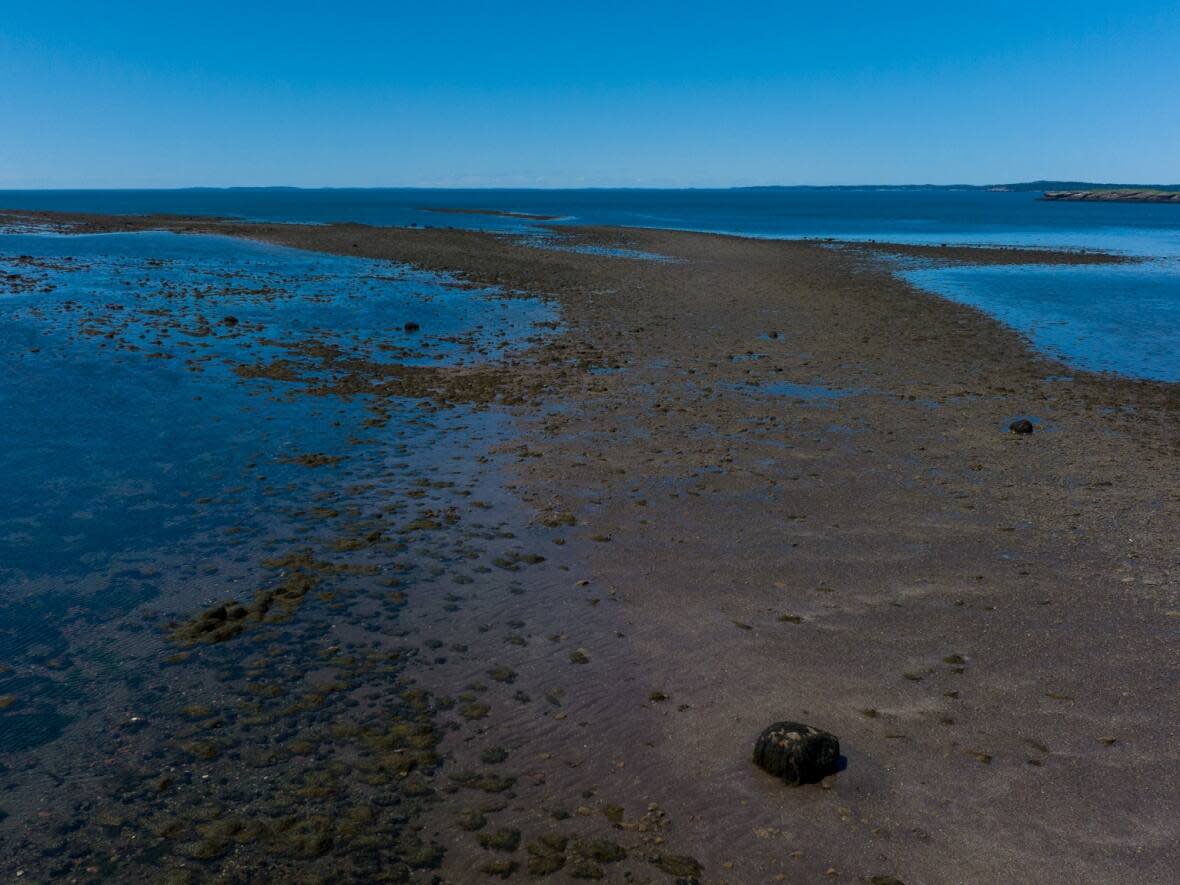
753 721 840 785
1009 418 1035 434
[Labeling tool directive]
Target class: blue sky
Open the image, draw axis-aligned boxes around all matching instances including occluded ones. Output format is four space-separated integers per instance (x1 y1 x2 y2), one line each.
2 1 1178 187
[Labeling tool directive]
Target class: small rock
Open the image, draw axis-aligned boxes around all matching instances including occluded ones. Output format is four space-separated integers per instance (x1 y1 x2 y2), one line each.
1009 418 1034 434
404 321 421 332
753 721 840 785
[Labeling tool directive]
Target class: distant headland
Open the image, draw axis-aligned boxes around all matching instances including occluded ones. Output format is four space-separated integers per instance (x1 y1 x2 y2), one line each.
738 180 1180 194
1041 189 1180 204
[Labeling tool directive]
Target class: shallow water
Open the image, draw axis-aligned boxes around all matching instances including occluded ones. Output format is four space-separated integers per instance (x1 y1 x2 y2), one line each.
901 259 1180 381
0 228 589 880
0 230 554 757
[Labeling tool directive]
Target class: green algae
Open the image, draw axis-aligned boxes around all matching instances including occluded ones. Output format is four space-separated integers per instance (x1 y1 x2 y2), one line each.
478 827 521 852
457 808 488 831
480 746 509 764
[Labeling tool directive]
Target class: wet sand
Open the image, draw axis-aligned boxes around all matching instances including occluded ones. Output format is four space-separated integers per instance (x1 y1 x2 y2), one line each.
2 210 1178 884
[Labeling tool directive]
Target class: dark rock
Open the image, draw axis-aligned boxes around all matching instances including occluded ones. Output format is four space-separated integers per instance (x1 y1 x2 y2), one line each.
1009 418 1035 434
222 315 239 326
753 721 840 785
404 321 421 332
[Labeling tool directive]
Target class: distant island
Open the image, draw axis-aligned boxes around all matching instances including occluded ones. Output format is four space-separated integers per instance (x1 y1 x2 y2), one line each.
1041 189 1180 204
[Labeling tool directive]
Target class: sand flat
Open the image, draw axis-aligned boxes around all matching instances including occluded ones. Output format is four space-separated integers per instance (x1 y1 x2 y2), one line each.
2 209 1176 883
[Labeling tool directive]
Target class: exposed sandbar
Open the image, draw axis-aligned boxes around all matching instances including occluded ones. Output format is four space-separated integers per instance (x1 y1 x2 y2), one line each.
2 208 1177 883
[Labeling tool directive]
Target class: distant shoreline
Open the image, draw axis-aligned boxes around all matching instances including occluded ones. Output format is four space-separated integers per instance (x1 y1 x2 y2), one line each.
1042 189 1180 204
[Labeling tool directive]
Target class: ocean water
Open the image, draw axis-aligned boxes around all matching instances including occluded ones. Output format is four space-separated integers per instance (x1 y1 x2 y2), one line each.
2 188 1179 380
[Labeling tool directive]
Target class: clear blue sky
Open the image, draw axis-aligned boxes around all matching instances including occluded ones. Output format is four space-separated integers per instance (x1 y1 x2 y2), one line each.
2 1 1178 188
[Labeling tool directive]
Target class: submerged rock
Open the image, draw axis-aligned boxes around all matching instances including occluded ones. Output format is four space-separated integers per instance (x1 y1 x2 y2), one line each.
1009 418 1035 434
404 321 421 332
753 721 840 785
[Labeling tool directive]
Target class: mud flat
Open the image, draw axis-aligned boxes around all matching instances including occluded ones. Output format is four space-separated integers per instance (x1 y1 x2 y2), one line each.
2 209 1178 884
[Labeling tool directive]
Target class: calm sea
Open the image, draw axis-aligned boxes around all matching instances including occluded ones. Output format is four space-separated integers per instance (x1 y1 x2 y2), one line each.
3 188 1179 380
